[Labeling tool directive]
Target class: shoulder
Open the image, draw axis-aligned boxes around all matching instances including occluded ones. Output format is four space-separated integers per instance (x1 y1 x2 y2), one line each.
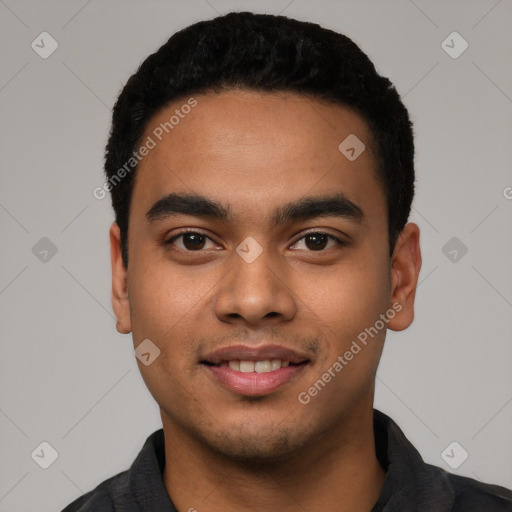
60 428 168 511
60 470 130 512
444 470 512 511
373 410 512 511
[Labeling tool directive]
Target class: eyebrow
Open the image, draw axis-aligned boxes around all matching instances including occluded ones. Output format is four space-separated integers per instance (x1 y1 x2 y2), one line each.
145 192 364 226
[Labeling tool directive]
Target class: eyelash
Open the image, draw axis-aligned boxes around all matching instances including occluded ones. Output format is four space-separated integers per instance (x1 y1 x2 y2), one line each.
164 229 345 252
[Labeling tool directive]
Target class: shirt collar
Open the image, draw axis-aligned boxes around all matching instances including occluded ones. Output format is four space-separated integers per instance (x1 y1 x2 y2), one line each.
371 409 455 511
127 426 176 511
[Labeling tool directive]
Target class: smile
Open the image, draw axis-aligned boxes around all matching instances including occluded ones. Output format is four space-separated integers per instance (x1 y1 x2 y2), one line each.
214 359 292 373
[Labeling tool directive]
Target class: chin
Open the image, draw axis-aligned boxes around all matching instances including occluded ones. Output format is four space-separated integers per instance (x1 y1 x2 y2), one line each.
201 422 313 465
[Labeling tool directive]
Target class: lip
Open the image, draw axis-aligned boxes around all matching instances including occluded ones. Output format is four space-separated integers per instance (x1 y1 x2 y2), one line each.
201 343 310 365
204 363 308 396
200 343 311 397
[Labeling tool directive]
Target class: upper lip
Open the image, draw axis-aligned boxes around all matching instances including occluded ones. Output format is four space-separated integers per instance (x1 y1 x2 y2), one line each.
201 344 311 365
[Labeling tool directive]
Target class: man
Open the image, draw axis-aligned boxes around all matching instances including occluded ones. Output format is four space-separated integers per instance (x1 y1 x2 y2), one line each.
62 11 512 512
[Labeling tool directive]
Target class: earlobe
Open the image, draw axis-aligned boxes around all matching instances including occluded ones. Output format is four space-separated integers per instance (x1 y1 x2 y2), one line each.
110 222 132 334
387 223 422 332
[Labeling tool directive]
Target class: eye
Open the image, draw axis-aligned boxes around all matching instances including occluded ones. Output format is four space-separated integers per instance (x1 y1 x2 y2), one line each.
290 232 343 251
165 230 219 251
165 230 345 253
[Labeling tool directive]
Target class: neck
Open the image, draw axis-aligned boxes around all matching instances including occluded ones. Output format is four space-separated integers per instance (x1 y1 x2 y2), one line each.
161 405 386 512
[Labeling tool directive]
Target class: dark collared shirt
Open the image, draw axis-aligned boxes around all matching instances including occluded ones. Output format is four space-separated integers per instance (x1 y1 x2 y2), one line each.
61 409 512 511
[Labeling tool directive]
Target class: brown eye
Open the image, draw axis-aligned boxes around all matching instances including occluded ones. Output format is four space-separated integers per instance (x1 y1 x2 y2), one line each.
181 233 206 250
304 233 329 250
166 231 216 251
291 232 342 251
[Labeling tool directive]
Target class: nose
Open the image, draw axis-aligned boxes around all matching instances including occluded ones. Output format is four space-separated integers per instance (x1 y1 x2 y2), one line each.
213 246 297 327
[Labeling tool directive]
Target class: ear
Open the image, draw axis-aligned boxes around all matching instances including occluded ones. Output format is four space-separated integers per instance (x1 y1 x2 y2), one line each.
387 222 422 331
110 222 132 334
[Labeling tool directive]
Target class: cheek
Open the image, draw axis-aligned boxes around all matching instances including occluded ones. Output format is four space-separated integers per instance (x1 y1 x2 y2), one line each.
304 261 389 403
128 264 201 402
320 253 389 324
305 259 390 390
128 247 210 337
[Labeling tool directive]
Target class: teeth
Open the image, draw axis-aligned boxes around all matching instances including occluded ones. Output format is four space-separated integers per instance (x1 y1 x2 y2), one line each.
270 359 281 371
228 360 240 371
222 359 291 373
255 360 271 373
240 361 255 373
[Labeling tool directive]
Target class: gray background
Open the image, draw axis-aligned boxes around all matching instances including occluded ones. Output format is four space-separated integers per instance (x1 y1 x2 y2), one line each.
0 0 511 510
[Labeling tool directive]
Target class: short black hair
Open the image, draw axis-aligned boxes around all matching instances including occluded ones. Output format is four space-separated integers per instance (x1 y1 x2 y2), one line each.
104 11 415 268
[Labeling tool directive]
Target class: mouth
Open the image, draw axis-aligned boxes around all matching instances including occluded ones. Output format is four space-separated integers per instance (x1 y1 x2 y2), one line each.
202 359 308 372
200 344 311 396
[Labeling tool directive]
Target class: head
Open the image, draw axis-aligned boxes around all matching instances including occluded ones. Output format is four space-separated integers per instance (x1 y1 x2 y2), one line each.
107 12 421 462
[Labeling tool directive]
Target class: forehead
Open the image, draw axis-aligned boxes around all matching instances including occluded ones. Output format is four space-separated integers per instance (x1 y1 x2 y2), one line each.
130 90 384 225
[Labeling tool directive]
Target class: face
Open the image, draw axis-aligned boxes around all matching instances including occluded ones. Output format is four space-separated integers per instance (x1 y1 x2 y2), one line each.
110 90 421 461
